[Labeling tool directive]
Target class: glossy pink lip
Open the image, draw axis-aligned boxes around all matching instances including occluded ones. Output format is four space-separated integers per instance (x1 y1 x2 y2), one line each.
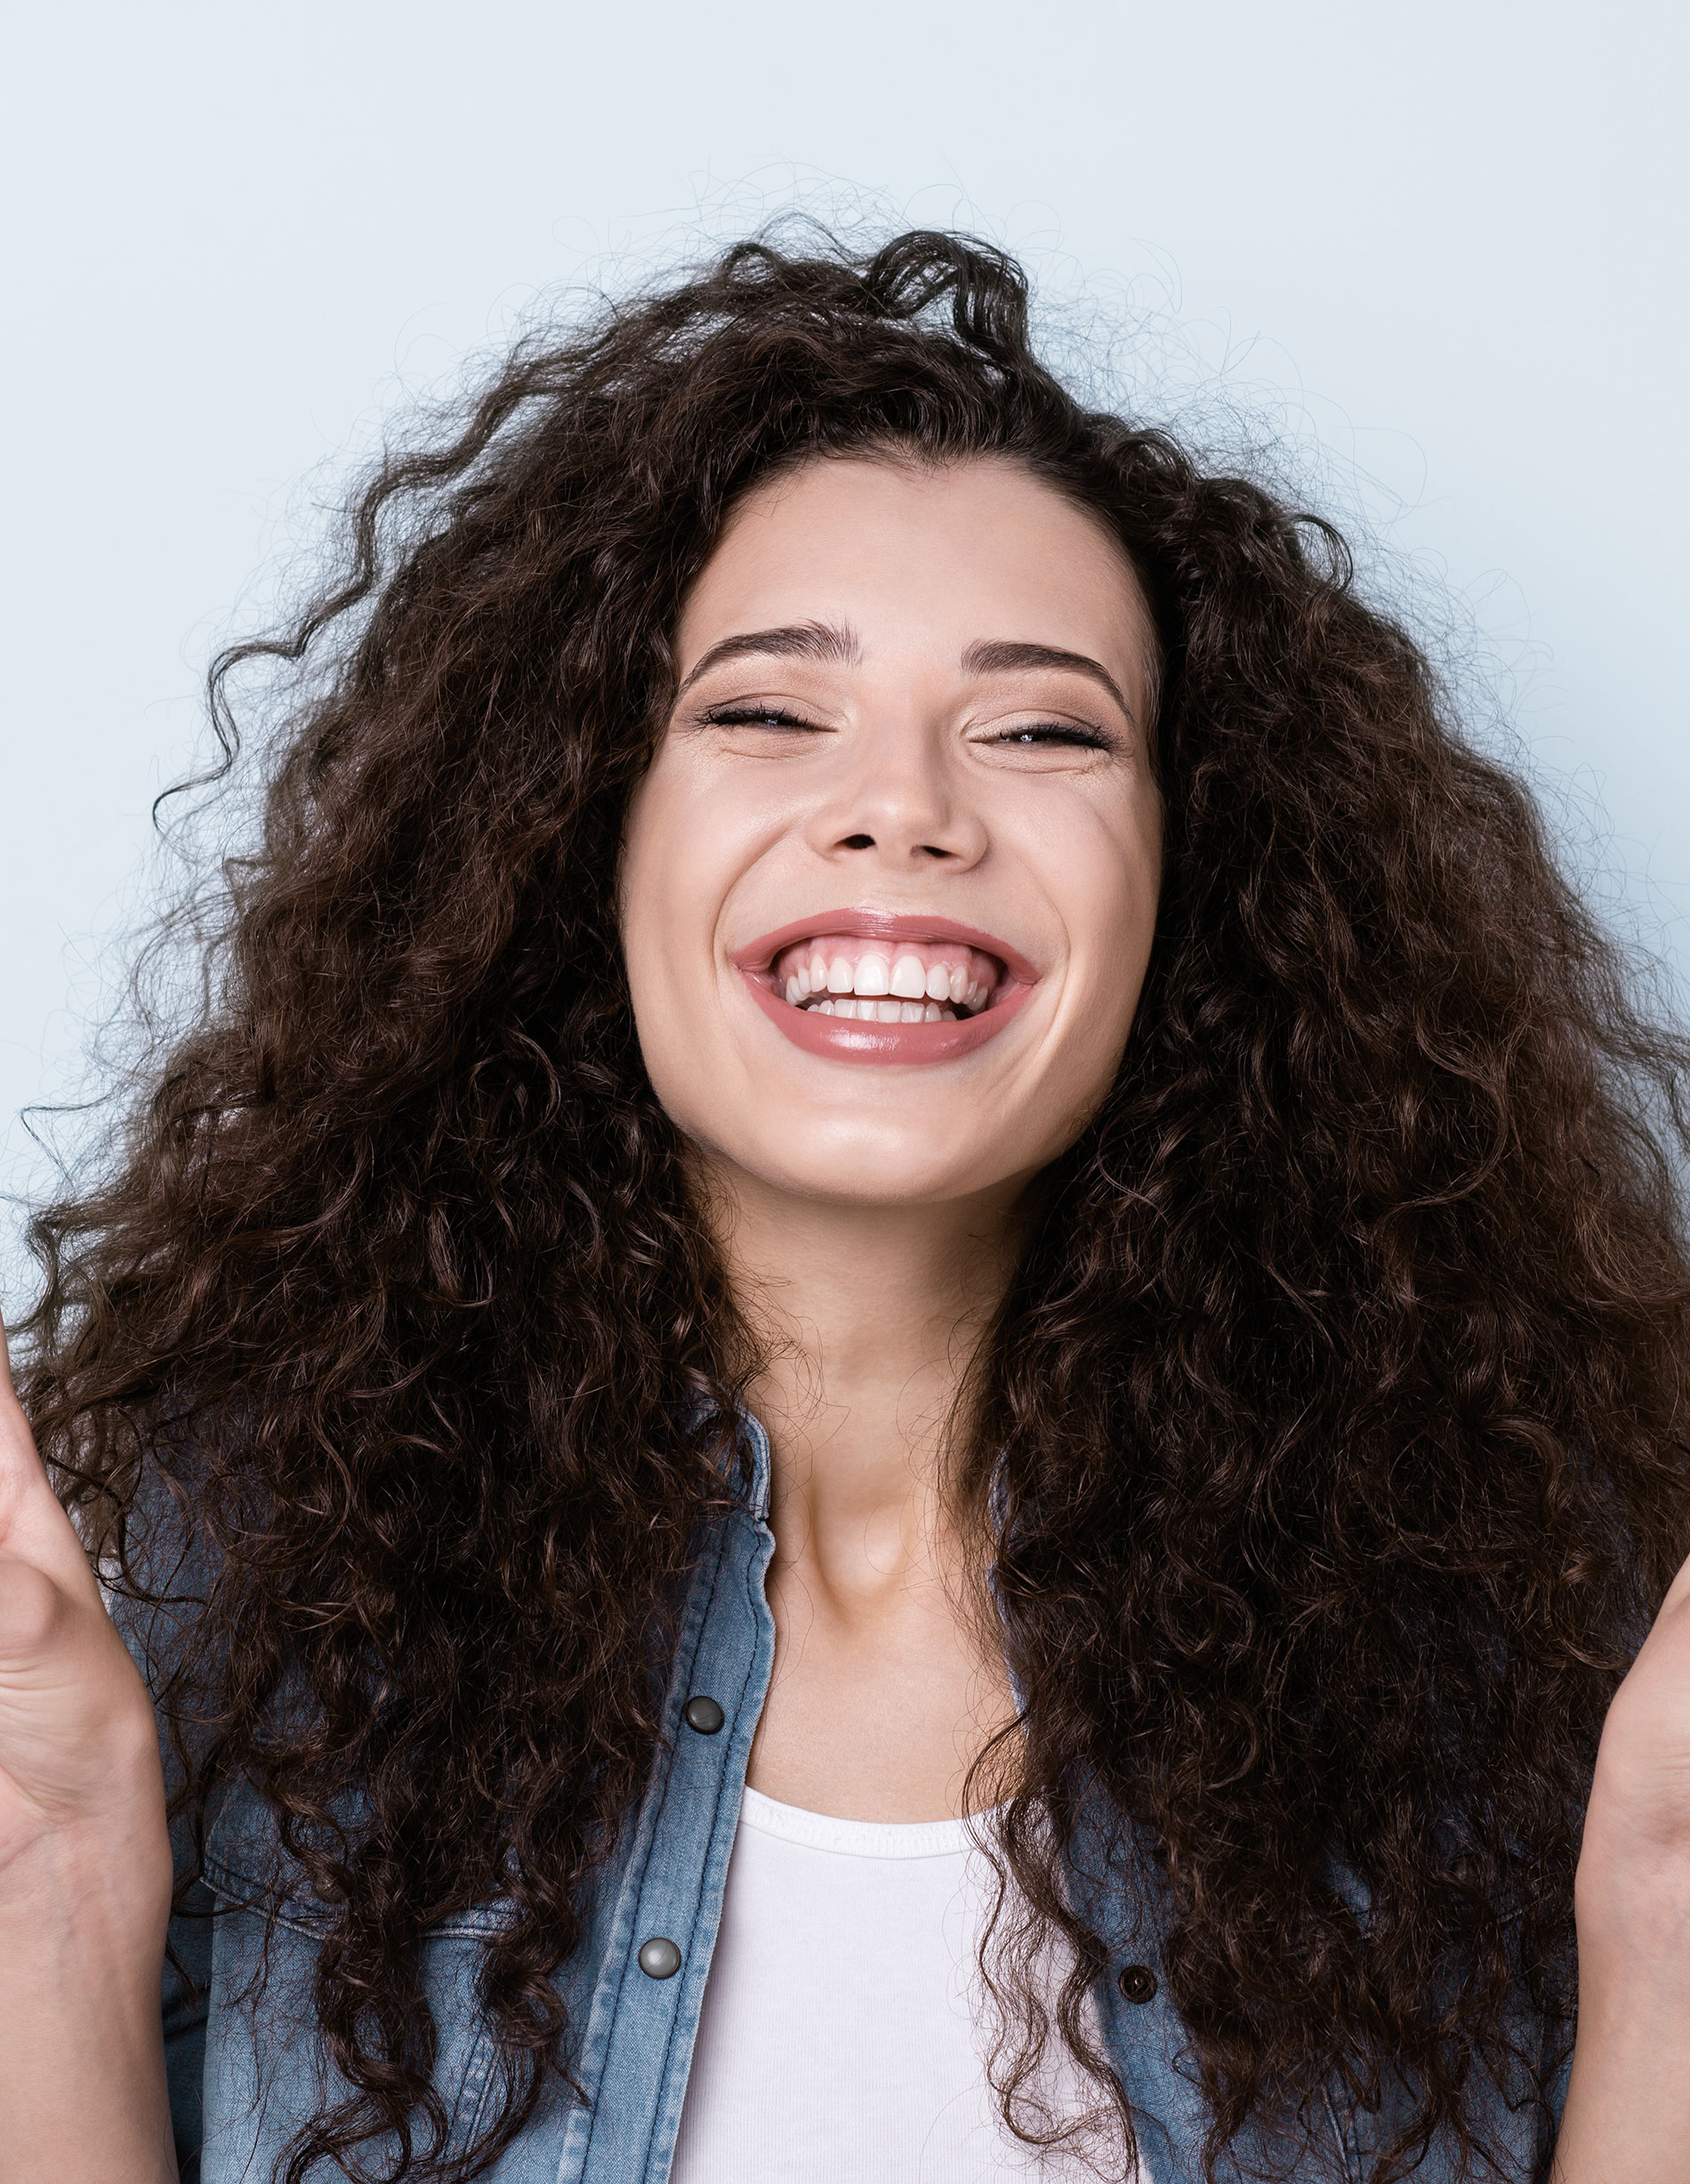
730 907 1040 1067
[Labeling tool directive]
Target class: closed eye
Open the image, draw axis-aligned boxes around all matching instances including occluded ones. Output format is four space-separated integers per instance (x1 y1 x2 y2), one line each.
986 722 1115 750
698 703 827 732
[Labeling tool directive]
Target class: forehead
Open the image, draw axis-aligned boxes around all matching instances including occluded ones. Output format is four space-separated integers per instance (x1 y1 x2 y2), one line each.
677 454 1155 693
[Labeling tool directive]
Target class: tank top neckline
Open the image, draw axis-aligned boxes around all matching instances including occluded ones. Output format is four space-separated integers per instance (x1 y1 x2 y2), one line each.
737 1784 1003 1860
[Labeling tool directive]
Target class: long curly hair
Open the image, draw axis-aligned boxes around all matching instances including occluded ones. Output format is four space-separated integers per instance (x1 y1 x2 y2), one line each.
20 229 1690 2183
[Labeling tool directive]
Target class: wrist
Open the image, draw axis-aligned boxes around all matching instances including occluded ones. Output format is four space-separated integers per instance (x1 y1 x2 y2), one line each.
1555 1949 1690 2184
0 1805 173 1971
0 1863 177 2184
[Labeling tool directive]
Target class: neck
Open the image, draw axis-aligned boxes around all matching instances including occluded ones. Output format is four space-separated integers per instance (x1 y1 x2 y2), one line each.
698 1161 1026 1587
696 1158 1031 1819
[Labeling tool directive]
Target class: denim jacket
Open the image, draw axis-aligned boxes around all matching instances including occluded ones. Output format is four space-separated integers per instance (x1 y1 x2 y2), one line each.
147 1416 1565 2183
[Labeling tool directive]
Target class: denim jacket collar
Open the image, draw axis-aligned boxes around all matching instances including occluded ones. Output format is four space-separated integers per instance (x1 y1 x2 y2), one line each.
169 1408 1561 2184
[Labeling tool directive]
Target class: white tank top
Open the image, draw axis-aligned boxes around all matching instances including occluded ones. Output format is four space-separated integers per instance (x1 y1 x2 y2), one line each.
669 1787 1107 2183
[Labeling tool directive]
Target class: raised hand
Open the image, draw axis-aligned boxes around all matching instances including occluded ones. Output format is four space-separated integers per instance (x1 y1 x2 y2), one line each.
0 1314 167 1867
1551 1549 1690 2182
0 1311 177 2182
1581 1548 1690 1915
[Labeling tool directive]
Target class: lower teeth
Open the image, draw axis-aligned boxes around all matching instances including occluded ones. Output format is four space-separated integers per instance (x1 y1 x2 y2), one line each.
802 998 960 1023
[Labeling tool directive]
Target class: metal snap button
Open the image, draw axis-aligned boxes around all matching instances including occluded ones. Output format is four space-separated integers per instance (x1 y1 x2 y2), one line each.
1117 1963 1157 2004
683 1695 725 1735
638 1936 682 1979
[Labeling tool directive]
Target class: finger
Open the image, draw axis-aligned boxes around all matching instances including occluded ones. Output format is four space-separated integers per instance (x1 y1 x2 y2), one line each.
0 1307 46 1489
0 1310 103 1595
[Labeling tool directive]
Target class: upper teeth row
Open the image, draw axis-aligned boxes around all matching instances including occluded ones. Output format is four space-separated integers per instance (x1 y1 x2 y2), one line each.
783 952 990 1011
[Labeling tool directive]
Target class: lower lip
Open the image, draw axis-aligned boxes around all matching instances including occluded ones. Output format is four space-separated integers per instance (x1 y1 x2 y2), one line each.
741 972 1034 1064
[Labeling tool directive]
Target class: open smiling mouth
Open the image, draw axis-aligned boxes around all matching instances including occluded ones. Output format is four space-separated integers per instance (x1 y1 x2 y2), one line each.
731 911 1038 1065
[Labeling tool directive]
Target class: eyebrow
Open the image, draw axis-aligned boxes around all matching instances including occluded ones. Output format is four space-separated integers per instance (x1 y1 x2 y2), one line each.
674 621 861 700
959 638 1134 725
673 622 1135 726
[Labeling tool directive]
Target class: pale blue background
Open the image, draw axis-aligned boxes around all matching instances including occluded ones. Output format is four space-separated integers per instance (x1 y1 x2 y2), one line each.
3 0 1686 1297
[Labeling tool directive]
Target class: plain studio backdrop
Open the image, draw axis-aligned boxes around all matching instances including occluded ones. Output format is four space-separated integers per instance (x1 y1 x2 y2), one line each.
1 0 1686 1297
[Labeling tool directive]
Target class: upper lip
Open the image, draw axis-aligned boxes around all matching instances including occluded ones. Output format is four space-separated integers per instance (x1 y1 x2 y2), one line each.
731 908 1040 985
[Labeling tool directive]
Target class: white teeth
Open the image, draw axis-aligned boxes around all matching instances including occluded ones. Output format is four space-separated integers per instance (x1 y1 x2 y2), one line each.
889 953 927 1000
801 995 955 1026
778 939 1004 1023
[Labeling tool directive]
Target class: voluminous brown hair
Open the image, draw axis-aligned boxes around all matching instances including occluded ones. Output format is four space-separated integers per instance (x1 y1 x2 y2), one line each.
21 230 1690 2182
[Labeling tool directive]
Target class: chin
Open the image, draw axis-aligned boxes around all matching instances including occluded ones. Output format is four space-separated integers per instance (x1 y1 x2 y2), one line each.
714 1127 1029 1210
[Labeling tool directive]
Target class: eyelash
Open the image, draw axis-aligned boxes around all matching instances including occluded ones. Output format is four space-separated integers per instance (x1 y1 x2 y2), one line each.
991 723 1114 751
698 704 1113 750
699 705 820 731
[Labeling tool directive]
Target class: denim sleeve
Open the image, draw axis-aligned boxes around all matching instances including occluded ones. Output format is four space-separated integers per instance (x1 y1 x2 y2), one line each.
1334 2004 1573 2184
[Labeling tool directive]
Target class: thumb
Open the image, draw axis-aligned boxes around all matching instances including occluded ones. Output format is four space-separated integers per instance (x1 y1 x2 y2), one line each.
0 1308 106 1602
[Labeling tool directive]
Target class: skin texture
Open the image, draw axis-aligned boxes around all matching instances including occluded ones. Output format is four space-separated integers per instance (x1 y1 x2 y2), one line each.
621 454 1162 1819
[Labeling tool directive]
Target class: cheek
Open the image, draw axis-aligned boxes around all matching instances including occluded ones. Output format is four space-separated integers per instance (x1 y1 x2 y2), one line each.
621 908 708 1144
622 752 718 960
1046 815 1162 1093
617 785 665 1004
619 775 696 1064
619 766 749 1138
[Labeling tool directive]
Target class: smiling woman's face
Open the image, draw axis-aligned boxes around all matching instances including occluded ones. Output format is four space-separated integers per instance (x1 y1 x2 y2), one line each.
621 454 1163 1210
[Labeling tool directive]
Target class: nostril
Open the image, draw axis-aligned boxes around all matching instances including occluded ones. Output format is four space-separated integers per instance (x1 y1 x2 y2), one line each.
841 834 874 849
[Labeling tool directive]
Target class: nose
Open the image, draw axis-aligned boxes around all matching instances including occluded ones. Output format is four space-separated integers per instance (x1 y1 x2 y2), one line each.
804 719 988 871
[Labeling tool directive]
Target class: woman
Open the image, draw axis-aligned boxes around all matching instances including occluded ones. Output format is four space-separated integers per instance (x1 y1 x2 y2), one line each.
3 230 1688 2184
